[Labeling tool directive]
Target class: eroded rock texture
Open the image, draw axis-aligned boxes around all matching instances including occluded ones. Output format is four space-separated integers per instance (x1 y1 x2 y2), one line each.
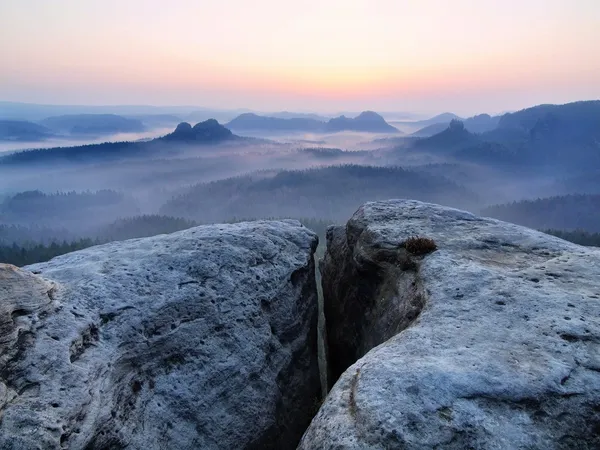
0 220 320 450
301 200 600 450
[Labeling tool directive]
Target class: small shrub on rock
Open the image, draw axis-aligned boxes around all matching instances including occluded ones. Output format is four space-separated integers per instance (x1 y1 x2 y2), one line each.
403 236 437 255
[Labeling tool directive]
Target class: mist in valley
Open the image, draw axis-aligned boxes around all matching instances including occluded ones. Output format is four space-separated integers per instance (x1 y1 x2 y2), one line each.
0 127 175 154
2 101 600 265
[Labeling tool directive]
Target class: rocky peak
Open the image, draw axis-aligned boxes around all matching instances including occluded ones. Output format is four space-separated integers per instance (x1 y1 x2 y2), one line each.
355 110 385 121
174 121 192 133
162 119 234 142
325 111 398 133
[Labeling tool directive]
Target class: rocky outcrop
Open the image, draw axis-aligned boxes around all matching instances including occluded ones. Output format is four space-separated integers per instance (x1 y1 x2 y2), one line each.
325 111 398 133
0 220 320 449
162 119 236 142
301 200 600 449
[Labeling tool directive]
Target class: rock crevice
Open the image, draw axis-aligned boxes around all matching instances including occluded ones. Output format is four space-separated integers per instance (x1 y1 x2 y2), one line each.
322 210 429 385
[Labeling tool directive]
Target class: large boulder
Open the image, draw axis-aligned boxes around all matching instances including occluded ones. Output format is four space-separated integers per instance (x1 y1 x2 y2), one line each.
0 220 320 449
300 200 600 449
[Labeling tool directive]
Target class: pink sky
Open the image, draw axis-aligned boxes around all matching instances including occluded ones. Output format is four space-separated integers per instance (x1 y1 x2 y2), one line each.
1 0 599 115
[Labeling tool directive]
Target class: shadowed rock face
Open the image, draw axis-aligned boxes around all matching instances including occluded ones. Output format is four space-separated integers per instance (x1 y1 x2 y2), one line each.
0 220 320 450
301 200 600 449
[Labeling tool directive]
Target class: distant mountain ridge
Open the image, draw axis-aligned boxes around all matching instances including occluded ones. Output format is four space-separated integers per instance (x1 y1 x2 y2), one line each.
0 120 240 165
394 112 461 129
325 111 399 133
226 113 323 133
226 111 399 134
411 113 501 137
269 111 329 121
40 114 145 136
0 120 55 142
415 120 478 150
410 101 600 170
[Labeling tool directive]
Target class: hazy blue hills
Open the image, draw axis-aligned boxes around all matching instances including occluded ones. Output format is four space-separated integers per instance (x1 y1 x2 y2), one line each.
409 122 450 137
125 114 183 128
0 141 148 165
394 112 461 130
487 101 600 167
411 113 500 137
226 111 399 133
482 194 600 232
0 120 239 165
409 101 600 170
497 100 600 131
226 113 323 132
325 111 399 133
414 120 481 151
0 101 244 122
161 119 237 142
269 111 329 121
159 164 478 222
0 120 55 141
40 114 145 136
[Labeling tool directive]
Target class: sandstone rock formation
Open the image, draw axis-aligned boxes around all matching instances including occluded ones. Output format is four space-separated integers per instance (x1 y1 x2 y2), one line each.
162 119 236 142
301 200 600 449
0 220 320 449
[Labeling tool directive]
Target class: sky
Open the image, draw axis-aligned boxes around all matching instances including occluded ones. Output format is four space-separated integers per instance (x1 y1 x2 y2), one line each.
1 0 599 116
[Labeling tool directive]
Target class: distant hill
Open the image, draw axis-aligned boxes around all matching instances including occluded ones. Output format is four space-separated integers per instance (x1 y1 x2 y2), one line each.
0 120 238 165
0 101 245 122
0 120 54 141
0 141 148 165
410 122 449 137
159 164 478 222
482 194 600 232
485 100 600 168
412 120 518 165
226 111 398 134
125 114 183 128
465 114 501 133
408 102 600 170
41 114 145 135
411 114 500 137
391 112 461 132
226 113 323 133
497 101 600 132
414 120 480 150
324 111 398 133
161 120 237 142
269 111 329 121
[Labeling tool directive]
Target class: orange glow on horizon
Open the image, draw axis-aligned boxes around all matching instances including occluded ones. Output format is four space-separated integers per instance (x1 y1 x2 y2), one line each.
1 0 599 113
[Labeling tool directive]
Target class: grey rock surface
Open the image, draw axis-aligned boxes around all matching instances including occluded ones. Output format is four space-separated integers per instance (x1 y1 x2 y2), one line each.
0 220 320 449
300 200 600 449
